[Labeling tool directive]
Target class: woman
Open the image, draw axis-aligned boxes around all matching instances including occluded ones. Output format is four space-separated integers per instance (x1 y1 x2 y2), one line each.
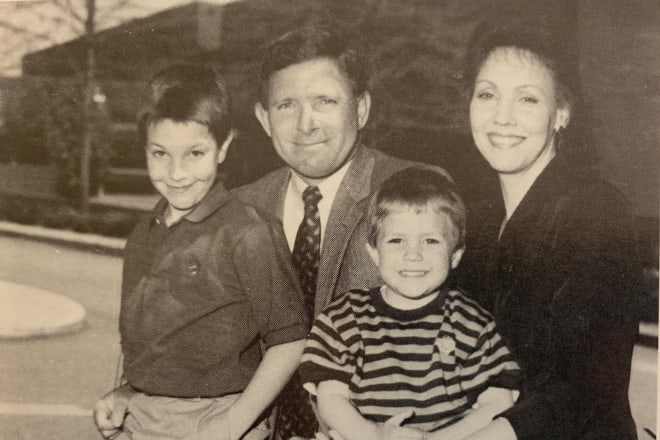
456 18 641 440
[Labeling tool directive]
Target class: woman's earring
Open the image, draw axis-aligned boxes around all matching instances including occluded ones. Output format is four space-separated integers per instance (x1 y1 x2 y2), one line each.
554 126 565 152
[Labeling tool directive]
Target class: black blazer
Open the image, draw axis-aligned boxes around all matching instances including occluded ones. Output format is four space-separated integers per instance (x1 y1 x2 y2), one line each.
457 157 641 440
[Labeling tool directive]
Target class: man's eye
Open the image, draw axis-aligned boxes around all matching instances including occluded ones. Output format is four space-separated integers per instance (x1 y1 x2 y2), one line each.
319 98 337 106
190 150 205 158
520 96 539 104
423 238 440 244
276 101 294 110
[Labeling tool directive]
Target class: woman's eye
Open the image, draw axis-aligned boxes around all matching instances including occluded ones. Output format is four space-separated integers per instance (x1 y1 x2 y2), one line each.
520 96 539 104
151 150 166 158
475 91 495 100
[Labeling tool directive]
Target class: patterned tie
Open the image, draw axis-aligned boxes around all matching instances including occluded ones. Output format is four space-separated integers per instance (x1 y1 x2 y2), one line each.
292 185 322 319
275 186 322 439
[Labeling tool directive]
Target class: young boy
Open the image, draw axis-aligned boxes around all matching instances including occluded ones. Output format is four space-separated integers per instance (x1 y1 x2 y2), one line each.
299 168 521 440
92 64 309 440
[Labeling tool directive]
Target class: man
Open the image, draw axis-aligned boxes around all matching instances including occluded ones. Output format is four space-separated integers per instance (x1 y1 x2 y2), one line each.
234 26 450 440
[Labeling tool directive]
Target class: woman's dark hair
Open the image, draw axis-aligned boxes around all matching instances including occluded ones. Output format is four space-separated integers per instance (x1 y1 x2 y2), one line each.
137 63 232 148
258 26 368 105
464 16 597 170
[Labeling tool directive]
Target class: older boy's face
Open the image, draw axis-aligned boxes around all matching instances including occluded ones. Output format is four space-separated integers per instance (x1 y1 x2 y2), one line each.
146 120 226 223
366 207 464 309
254 58 370 185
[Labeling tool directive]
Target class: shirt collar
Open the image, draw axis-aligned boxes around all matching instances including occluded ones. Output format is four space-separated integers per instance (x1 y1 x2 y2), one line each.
150 181 233 226
288 159 352 202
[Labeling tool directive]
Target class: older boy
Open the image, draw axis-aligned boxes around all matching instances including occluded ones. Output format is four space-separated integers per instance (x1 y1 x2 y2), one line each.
93 64 309 440
300 168 521 440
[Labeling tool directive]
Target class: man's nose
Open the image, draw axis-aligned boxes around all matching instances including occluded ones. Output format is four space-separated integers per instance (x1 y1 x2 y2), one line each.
494 98 516 126
296 105 318 134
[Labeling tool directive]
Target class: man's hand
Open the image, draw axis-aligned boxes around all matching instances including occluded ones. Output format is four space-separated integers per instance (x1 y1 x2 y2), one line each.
92 384 134 439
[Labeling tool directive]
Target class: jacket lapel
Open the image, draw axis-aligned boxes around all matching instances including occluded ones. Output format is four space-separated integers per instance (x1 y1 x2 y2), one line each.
316 147 375 311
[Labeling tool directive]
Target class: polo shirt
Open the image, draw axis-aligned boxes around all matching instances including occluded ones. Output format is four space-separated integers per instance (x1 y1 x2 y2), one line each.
120 182 309 398
300 287 521 432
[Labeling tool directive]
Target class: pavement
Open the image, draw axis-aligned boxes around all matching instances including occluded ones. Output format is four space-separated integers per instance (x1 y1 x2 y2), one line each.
0 192 158 339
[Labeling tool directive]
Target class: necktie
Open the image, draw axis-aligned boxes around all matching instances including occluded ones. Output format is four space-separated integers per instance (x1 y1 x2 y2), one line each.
292 185 323 319
275 186 322 439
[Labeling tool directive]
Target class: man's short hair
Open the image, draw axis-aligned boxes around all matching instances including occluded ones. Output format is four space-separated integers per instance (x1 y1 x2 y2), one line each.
259 26 368 104
367 168 466 249
137 63 232 148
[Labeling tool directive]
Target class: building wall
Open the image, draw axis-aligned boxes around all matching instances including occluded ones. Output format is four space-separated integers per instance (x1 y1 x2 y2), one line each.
578 0 660 217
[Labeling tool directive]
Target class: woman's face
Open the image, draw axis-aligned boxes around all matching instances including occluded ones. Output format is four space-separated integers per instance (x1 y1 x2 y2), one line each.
469 47 569 176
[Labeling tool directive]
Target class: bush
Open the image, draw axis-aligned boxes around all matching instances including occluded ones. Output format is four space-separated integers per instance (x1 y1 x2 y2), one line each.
0 192 140 238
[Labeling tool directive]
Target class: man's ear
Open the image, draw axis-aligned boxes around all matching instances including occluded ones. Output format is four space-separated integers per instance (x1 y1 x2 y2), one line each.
357 91 371 130
365 242 379 267
555 105 570 131
451 246 465 269
216 130 234 165
254 102 272 137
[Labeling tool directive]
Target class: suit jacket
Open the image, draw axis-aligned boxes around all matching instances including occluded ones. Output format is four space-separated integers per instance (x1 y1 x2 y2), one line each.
457 157 641 440
233 145 449 315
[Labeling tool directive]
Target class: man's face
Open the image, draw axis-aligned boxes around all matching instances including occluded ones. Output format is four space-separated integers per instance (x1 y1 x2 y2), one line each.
255 57 371 184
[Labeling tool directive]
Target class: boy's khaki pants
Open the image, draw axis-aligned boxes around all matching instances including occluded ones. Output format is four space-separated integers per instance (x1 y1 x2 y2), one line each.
114 392 270 440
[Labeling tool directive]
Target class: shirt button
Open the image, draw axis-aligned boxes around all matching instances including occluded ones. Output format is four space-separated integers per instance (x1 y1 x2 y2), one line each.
155 218 161 225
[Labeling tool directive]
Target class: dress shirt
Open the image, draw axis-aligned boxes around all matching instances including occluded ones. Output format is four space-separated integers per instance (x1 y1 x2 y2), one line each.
282 161 351 251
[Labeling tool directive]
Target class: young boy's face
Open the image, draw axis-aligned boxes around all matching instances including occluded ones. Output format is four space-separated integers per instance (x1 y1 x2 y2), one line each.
146 119 229 222
366 205 464 309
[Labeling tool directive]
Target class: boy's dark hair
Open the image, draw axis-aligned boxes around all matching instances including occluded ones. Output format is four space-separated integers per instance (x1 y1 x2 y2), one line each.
137 63 231 148
367 168 466 250
258 26 368 105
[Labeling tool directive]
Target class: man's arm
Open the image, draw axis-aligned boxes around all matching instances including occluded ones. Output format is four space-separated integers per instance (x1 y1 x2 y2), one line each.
317 380 425 440
429 387 515 440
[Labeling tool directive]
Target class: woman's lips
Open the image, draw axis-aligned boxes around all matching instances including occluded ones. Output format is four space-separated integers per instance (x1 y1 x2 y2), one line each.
488 133 525 148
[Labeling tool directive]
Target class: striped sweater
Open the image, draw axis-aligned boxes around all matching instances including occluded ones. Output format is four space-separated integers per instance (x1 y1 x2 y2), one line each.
299 287 521 432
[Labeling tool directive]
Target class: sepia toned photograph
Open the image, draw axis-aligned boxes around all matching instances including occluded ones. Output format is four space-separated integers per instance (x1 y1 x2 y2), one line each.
0 0 657 439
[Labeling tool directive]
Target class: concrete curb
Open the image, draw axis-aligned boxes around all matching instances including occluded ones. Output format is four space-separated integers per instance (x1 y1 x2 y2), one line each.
0 280 86 339
0 220 126 256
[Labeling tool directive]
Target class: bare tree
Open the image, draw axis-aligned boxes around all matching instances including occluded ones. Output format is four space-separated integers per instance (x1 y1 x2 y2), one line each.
0 0 152 209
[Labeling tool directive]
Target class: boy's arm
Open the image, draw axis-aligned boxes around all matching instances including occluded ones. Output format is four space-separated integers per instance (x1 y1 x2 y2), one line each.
194 339 305 440
92 383 135 438
428 387 515 440
317 380 425 440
